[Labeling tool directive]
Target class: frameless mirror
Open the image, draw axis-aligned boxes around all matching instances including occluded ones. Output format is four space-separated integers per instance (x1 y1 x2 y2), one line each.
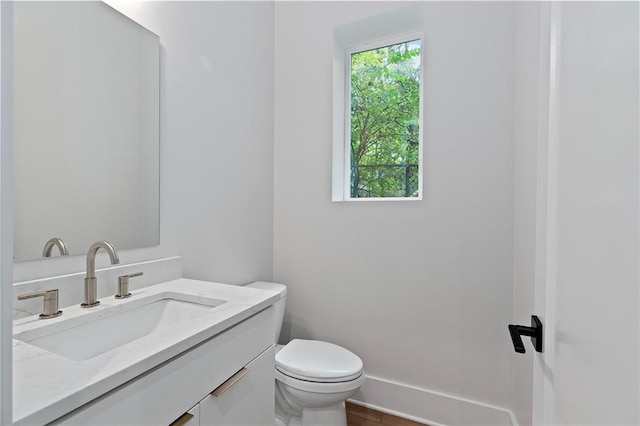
13 1 160 261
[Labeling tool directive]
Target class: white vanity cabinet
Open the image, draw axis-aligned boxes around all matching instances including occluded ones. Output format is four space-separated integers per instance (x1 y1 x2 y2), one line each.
52 307 275 426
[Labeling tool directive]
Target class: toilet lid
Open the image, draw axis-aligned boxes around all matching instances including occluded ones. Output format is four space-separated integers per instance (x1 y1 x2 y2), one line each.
275 339 364 383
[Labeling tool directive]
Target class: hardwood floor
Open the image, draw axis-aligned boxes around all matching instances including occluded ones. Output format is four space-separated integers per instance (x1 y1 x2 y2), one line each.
346 402 427 426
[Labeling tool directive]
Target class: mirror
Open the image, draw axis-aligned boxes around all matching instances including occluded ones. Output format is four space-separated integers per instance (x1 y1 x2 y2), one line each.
13 1 160 261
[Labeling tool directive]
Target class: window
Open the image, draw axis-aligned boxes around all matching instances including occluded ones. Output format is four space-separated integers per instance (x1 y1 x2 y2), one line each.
344 35 422 200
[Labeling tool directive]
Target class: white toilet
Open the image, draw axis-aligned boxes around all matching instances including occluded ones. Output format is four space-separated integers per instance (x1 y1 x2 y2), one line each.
244 282 365 426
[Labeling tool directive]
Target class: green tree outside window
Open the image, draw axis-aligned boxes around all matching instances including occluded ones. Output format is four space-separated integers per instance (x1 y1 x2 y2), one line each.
350 39 421 198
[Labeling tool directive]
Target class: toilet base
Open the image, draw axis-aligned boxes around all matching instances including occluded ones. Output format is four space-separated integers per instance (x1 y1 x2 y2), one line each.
275 401 347 426
302 402 347 426
276 382 350 426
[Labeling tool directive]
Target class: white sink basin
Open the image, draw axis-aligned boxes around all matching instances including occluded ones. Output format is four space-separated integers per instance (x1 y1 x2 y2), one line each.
15 296 224 361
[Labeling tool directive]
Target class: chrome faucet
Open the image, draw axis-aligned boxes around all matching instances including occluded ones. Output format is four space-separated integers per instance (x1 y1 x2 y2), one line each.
42 237 69 257
81 240 119 308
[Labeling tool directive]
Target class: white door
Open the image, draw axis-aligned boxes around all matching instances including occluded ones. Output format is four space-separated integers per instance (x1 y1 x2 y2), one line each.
528 2 639 425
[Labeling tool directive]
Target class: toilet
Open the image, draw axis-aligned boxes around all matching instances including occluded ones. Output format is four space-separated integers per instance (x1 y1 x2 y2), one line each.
244 282 365 426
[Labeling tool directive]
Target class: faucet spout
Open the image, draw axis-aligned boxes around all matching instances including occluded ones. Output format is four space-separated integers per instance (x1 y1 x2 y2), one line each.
82 240 119 308
42 237 69 257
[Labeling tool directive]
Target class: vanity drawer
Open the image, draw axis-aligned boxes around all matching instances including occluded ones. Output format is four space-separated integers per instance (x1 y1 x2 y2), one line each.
200 345 275 426
52 306 275 426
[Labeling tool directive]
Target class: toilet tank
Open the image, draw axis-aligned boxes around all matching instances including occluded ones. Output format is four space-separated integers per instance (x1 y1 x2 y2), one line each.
243 281 287 343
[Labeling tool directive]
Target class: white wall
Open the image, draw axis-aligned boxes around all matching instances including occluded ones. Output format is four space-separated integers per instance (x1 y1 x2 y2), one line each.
116 1 275 285
14 1 275 286
273 1 515 421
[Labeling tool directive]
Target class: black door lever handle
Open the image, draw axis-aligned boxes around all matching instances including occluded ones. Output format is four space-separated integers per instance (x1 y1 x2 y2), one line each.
508 315 543 353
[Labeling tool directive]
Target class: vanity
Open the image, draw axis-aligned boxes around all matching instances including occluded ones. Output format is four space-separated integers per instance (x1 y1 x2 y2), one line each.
10 3 280 424
13 279 281 425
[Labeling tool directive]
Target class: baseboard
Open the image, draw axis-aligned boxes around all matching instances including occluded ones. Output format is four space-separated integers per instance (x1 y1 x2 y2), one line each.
348 374 516 426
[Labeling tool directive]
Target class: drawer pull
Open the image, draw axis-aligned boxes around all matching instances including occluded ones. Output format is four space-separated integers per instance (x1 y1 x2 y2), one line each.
169 412 194 426
211 367 249 397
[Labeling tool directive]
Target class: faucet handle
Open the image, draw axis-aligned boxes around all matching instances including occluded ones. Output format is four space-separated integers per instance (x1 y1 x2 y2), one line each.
17 289 62 319
115 272 143 299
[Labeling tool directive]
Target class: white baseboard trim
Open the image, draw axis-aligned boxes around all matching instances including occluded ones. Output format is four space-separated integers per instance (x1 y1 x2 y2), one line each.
348 374 516 426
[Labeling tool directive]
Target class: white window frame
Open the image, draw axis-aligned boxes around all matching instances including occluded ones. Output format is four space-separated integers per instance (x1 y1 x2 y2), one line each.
340 32 424 202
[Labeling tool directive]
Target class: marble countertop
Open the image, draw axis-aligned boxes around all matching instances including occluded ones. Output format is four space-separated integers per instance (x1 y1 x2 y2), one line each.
12 279 281 425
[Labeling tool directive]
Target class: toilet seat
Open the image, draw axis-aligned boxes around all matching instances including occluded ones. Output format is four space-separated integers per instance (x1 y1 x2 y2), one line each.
275 366 363 383
275 339 364 383
275 367 365 394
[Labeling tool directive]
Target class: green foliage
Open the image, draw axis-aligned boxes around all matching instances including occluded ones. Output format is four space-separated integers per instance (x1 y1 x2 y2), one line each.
350 40 421 198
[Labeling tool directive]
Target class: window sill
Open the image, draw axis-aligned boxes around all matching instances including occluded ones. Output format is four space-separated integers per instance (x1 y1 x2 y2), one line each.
333 196 422 203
